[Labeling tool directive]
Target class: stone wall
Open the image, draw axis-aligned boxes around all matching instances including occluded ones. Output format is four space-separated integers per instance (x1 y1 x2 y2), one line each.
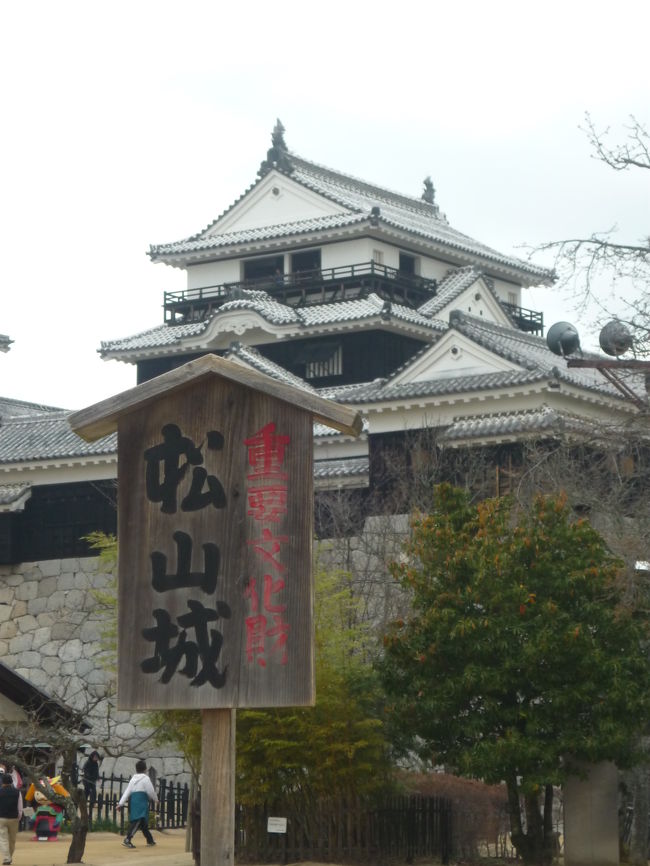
0 555 188 781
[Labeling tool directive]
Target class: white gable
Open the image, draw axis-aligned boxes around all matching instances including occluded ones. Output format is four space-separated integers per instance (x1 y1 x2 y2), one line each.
391 329 519 385
205 171 347 236
430 277 513 328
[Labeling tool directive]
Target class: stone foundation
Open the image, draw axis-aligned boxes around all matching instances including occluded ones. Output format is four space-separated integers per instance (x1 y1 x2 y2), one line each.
0 555 189 781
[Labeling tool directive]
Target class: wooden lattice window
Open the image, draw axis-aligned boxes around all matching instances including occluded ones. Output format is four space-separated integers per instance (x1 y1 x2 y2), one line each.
305 344 342 379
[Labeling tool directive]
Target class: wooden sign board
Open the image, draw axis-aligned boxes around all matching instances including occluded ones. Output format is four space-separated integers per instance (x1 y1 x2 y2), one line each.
117 377 313 709
69 354 361 712
70 355 362 866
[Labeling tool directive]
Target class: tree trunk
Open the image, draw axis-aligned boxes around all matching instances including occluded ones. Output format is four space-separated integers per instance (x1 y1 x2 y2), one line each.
625 764 649 866
190 790 201 866
506 776 556 866
60 747 89 864
65 787 89 864
505 774 528 859
66 826 88 864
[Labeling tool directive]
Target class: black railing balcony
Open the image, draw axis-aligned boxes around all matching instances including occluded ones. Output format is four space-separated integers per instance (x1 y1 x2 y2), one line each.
502 302 544 336
163 261 438 324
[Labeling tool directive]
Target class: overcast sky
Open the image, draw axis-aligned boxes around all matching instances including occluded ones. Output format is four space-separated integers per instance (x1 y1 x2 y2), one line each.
1 0 648 410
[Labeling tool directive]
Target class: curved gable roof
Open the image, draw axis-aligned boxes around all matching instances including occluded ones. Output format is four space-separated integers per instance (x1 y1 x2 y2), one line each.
449 311 643 401
101 292 441 359
419 266 486 316
149 135 553 285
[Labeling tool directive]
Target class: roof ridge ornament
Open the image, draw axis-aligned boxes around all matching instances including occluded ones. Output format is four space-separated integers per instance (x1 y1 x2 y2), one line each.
422 176 436 205
258 119 294 178
422 176 445 219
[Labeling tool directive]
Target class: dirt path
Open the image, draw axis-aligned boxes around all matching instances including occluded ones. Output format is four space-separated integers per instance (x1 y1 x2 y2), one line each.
8 828 333 866
10 828 192 866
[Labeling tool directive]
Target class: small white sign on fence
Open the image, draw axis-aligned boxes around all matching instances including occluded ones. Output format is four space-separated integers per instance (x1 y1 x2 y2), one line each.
267 816 287 834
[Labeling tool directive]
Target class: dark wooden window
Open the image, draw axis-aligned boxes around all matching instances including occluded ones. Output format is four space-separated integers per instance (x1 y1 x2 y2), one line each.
262 331 426 387
243 254 284 281
399 252 418 275
291 249 321 274
305 349 342 379
302 344 342 380
0 481 118 564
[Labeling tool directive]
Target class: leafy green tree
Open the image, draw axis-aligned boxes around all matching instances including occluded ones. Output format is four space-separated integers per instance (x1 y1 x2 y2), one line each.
380 484 650 866
148 708 201 782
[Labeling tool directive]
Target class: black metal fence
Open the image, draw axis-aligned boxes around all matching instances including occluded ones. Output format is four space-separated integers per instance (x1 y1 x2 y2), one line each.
27 775 452 861
233 794 452 864
85 774 189 830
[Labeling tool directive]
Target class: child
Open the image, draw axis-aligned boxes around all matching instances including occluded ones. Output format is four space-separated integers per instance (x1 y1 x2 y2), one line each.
117 760 157 849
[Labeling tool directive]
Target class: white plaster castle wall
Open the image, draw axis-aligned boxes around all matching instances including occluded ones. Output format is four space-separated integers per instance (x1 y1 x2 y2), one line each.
183 238 473 291
187 259 240 290
0 556 188 782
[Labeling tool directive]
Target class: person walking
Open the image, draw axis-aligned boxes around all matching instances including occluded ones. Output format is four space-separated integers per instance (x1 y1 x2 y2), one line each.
117 760 157 849
0 773 22 865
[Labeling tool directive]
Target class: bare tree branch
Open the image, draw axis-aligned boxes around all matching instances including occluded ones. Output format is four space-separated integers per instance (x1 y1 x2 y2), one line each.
582 112 650 172
526 113 650 354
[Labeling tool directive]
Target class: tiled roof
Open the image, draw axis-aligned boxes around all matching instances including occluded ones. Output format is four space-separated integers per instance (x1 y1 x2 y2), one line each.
150 150 553 284
0 482 32 510
0 397 63 420
0 389 363 466
218 292 301 324
314 457 369 480
0 410 116 465
297 293 437 329
322 369 547 404
101 292 441 356
288 156 552 281
101 321 208 352
440 405 602 443
449 311 640 400
225 343 318 393
151 213 368 256
418 266 484 316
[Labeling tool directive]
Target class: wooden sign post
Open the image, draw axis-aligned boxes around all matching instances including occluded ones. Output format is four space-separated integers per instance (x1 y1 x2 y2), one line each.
70 355 361 866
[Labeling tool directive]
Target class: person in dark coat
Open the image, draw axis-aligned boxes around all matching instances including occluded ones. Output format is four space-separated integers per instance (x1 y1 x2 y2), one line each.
0 773 22 864
82 751 101 804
